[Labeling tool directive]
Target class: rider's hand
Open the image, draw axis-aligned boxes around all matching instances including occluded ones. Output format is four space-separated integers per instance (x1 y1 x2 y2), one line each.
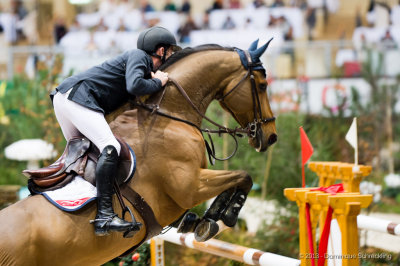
152 70 169 86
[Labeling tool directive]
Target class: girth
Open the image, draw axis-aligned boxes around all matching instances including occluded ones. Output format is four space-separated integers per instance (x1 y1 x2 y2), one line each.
117 185 163 257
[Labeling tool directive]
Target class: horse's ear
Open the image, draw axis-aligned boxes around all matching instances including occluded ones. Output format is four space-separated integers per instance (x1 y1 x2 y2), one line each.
248 39 259 51
250 38 273 60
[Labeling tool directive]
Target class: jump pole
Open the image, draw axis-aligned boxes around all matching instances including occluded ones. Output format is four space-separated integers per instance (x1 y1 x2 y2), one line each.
153 227 300 266
357 215 400 236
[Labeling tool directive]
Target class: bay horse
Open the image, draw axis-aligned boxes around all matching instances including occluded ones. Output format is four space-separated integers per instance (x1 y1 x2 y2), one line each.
0 40 277 265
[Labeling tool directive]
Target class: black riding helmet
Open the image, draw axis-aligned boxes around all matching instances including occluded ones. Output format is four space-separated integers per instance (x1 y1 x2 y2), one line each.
137 26 181 62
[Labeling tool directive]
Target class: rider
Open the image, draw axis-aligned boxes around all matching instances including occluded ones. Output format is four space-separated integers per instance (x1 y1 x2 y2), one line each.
50 26 180 236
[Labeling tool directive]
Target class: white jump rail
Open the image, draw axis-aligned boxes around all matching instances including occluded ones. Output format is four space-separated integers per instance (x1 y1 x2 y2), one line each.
358 214 400 236
156 227 300 266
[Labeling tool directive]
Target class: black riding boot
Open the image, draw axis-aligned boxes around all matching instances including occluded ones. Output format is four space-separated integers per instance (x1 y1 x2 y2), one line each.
92 145 138 236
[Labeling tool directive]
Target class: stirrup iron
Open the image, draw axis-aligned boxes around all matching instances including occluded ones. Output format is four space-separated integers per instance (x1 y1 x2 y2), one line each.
122 206 142 238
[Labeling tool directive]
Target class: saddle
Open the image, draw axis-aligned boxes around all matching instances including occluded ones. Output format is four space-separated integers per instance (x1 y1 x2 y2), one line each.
23 136 135 192
24 136 164 243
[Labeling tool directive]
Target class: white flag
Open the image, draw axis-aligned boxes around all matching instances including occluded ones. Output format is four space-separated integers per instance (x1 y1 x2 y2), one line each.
345 118 357 149
346 117 358 165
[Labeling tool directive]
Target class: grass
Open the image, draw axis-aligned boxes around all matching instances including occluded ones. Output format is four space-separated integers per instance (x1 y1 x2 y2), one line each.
374 197 400 214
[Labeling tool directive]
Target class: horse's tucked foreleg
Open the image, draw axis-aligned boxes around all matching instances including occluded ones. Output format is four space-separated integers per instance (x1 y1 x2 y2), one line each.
167 168 252 239
195 169 252 219
189 169 252 241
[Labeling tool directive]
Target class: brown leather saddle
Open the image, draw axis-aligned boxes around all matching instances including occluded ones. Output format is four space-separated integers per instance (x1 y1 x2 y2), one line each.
23 136 135 192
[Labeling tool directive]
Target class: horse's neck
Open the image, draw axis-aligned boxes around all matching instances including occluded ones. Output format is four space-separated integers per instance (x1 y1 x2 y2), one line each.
153 51 240 126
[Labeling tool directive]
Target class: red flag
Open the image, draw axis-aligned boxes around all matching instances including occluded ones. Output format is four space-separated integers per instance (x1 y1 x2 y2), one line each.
300 127 314 165
300 127 314 187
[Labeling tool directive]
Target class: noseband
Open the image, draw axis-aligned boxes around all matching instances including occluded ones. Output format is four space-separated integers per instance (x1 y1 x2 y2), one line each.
135 50 275 164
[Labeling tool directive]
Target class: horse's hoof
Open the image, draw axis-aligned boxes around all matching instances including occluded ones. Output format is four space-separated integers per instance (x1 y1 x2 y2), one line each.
177 212 200 233
221 211 238 227
194 218 219 242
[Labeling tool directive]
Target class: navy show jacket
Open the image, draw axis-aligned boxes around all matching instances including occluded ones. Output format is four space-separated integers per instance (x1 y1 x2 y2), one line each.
52 49 162 115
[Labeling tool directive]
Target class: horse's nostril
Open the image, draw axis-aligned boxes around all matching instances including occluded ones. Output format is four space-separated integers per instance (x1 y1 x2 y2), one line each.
268 134 277 145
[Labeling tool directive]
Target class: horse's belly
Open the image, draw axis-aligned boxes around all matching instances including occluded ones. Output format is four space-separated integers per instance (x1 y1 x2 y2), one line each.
0 194 146 266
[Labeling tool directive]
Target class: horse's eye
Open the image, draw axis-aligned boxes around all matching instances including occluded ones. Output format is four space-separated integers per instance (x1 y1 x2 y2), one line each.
259 83 267 92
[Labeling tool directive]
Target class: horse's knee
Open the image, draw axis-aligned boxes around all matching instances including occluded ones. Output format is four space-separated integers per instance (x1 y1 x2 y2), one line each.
236 171 253 193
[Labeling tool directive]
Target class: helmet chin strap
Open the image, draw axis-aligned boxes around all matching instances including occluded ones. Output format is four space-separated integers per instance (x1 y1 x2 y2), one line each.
161 49 167 63
152 47 168 65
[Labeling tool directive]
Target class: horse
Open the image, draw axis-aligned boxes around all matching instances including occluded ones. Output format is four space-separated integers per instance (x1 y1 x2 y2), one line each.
0 40 277 265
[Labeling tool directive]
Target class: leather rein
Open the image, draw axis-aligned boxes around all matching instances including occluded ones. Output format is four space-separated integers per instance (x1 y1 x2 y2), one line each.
135 50 276 164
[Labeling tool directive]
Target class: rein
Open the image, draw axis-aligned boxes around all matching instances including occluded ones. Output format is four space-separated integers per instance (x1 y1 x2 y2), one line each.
135 50 275 164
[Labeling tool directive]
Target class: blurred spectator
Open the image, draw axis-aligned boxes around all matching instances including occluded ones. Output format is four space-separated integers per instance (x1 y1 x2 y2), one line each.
366 0 390 27
326 0 339 13
164 0 177 11
1 12 18 44
11 0 27 20
291 0 307 10
54 17 68 44
85 32 99 53
355 9 362 28
180 0 191 14
380 29 397 50
366 0 375 26
375 2 390 28
117 0 134 14
243 17 254 29
211 0 224 11
360 33 368 50
277 16 293 41
229 0 241 9
10 0 27 42
201 11 211 29
69 19 81 32
147 17 160 27
306 8 316 40
140 0 155 13
95 17 108 31
252 0 265 8
222 15 236 30
99 0 117 15
117 18 127 32
178 15 198 43
271 0 285 8
267 15 277 27
267 15 293 41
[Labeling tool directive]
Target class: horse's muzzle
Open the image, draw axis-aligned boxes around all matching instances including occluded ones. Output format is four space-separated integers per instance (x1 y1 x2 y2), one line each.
251 126 277 152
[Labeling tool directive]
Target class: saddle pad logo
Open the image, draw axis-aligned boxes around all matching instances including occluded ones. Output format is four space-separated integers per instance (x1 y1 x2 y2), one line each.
56 197 92 207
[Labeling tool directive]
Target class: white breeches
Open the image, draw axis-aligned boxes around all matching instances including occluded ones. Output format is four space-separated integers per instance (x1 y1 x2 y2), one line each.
53 89 121 155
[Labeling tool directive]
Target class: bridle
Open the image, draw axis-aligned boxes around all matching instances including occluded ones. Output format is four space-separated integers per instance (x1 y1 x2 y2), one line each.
216 50 276 138
135 49 276 164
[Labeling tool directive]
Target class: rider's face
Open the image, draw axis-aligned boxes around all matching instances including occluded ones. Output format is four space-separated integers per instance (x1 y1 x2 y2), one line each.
152 47 173 69
165 47 174 58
